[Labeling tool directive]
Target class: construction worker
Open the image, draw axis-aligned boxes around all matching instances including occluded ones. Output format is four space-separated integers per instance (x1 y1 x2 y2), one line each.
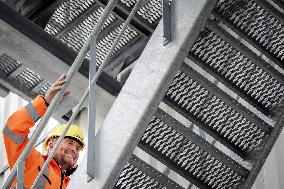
2 74 85 189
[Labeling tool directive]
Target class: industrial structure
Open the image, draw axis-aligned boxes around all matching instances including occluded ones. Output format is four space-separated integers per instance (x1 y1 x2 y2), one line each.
0 0 284 188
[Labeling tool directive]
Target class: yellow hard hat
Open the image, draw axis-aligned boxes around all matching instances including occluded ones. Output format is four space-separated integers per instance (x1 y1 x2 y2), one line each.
44 124 85 151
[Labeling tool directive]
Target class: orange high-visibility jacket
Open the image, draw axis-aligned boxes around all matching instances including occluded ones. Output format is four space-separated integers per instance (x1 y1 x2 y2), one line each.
2 96 75 189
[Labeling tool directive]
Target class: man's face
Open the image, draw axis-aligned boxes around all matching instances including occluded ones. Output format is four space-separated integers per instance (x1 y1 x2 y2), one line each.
51 138 81 170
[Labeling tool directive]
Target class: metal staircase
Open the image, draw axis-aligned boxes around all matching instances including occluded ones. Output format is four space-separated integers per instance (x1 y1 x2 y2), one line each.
1 0 284 188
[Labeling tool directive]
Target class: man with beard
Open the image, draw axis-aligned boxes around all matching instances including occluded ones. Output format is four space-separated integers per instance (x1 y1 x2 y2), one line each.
2 74 85 189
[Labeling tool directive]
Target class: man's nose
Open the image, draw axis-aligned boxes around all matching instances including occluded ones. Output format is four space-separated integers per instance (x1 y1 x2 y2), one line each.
70 144 79 155
69 144 77 152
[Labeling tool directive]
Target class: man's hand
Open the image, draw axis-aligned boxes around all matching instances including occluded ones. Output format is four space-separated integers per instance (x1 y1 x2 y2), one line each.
44 74 70 105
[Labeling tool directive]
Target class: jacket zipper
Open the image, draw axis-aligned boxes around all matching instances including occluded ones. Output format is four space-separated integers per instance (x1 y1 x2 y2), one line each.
60 169 66 189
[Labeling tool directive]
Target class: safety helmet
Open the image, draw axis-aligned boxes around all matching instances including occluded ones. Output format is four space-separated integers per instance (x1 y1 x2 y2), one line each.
44 124 85 151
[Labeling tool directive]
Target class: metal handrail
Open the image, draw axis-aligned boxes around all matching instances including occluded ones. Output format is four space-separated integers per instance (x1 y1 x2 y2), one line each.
1 0 120 188
31 0 143 187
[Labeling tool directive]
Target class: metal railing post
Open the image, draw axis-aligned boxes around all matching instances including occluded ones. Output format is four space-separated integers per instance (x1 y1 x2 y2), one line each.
31 0 143 187
87 35 97 179
16 161 24 189
1 0 120 188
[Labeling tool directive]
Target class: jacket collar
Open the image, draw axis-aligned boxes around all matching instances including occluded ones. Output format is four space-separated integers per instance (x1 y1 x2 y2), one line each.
42 154 78 176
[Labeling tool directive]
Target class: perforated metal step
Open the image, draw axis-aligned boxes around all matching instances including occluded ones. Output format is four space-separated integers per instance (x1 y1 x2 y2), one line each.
163 63 272 159
213 0 284 70
45 0 150 68
0 53 49 97
189 22 284 116
138 109 249 189
115 155 183 189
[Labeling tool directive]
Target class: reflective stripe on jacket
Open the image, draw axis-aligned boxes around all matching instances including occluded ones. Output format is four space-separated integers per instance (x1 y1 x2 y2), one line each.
2 95 71 189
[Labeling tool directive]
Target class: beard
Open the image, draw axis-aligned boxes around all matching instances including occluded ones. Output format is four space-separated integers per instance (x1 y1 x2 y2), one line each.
54 149 76 170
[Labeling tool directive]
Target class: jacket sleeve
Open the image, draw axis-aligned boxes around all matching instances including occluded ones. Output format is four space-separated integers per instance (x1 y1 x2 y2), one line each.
2 95 48 169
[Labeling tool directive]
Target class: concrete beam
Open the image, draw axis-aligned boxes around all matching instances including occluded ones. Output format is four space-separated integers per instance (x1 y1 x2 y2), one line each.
0 15 119 121
68 0 217 188
0 19 88 102
0 19 86 118
0 2 122 97
0 84 9 98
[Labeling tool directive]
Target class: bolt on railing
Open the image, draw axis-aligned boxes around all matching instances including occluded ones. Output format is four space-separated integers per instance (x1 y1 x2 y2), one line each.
1 0 143 188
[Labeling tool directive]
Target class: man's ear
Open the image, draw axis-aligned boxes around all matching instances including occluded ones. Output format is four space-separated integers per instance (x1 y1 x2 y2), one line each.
46 138 55 152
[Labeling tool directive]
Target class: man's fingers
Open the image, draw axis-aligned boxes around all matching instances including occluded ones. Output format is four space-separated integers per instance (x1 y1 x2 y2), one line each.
50 86 62 93
55 74 66 83
44 74 68 104
52 74 67 87
58 74 67 80
52 80 65 87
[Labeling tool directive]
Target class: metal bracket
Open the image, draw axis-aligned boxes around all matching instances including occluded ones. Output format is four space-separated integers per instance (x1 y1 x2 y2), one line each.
163 0 172 45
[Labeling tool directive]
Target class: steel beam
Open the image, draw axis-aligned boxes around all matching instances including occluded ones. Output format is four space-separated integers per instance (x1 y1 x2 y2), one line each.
68 0 217 188
128 155 183 189
104 37 148 78
212 11 284 72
